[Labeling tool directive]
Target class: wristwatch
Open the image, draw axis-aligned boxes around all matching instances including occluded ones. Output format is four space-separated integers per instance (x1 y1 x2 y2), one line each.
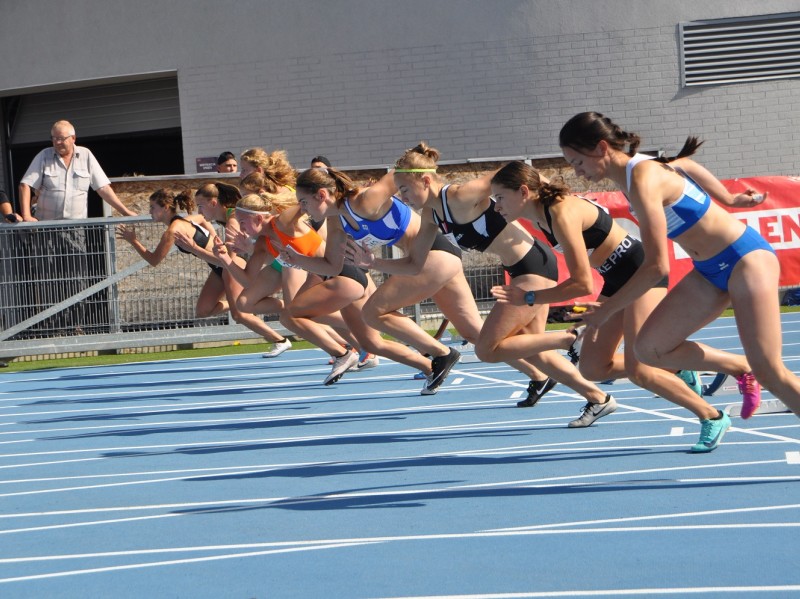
524 290 536 306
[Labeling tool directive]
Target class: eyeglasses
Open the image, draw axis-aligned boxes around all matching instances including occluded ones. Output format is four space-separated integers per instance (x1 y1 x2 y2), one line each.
51 135 74 143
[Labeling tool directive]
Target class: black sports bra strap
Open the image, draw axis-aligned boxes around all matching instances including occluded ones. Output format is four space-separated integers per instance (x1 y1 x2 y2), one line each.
439 184 454 223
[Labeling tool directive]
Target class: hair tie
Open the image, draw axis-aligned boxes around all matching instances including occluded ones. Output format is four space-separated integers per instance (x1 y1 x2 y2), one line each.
235 206 271 215
394 168 437 173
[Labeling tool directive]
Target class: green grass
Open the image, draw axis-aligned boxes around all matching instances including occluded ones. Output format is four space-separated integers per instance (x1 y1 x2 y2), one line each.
3 306 797 373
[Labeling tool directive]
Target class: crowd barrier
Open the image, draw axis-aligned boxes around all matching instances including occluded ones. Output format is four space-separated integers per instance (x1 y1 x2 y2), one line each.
3 176 797 359
0 217 501 359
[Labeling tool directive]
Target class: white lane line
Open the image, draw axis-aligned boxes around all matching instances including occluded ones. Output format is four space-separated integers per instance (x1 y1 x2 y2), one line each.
670 427 684 436
0 397 521 438
374 584 800 598
486 502 800 532
787 451 800 464
0 457 789 525
2 525 800 587
0 541 379 584
0 378 507 418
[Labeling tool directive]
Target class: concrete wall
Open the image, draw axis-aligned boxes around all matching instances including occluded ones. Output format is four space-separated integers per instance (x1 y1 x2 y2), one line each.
1 0 798 193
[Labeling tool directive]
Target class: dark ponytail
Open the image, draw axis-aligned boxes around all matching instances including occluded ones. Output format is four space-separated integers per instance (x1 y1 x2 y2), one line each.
491 161 570 209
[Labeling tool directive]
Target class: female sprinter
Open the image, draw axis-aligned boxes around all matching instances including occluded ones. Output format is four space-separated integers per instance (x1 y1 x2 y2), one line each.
238 158 363 362
379 143 614 425
490 161 731 450
214 190 363 385
557 111 800 436
176 181 291 356
292 166 475 393
116 188 230 318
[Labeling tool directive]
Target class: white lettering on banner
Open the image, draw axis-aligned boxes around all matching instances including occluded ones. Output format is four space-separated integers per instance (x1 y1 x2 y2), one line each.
671 207 800 261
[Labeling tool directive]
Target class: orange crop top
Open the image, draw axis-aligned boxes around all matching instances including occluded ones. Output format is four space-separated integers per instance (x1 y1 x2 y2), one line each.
265 218 323 268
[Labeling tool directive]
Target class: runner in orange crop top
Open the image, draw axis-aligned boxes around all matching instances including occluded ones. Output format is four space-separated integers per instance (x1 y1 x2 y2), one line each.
265 218 323 267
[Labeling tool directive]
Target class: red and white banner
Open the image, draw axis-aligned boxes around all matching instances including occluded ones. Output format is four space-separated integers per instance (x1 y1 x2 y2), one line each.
518 176 800 305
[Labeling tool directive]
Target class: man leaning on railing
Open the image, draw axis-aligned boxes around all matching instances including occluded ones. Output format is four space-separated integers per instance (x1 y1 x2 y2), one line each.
14 120 138 337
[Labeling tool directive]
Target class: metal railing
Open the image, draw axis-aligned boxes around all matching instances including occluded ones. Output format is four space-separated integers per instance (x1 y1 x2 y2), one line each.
0 217 502 358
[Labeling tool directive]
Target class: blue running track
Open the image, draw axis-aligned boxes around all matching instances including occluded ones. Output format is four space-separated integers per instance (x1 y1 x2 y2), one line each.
1 314 800 598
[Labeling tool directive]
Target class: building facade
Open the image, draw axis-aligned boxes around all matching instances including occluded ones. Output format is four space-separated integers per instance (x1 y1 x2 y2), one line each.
0 0 798 197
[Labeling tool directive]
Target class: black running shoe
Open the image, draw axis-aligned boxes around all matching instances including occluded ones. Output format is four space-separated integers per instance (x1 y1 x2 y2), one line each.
566 325 585 365
517 377 557 407
421 347 461 395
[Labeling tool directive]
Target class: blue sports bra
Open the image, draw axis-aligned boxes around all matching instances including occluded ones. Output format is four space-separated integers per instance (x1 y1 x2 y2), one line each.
432 184 508 252
339 196 411 249
625 153 711 239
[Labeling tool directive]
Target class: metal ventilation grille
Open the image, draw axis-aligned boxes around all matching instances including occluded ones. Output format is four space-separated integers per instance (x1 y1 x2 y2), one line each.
680 12 800 87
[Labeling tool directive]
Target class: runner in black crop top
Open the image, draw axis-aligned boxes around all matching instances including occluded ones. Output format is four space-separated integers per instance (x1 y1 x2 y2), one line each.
432 184 507 252
537 197 612 253
170 215 212 254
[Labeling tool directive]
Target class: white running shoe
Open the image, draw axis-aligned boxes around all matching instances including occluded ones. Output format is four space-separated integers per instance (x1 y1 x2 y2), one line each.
324 351 360 385
263 338 292 358
349 352 379 371
568 394 617 428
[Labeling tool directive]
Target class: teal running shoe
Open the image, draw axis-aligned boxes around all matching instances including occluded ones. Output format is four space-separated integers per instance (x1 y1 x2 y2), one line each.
690 411 731 453
677 370 703 397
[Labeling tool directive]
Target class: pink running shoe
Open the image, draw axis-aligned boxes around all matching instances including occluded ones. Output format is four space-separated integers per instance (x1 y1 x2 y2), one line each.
737 372 761 419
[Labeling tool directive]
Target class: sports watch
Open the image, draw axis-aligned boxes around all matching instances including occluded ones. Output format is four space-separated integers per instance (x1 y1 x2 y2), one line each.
524 290 536 306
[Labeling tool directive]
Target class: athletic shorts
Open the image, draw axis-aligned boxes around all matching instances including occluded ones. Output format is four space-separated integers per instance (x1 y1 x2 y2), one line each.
692 226 775 291
327 263 368 289
596 235 668 297
430 232 463 259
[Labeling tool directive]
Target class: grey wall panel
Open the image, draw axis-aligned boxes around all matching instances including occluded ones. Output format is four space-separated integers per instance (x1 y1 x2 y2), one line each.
1 0 799 178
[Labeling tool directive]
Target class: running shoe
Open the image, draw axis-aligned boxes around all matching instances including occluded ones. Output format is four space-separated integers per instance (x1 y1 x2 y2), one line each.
676 370 703 397
690 411 731 453
736 372 761 419
349 351 380 371
357 353 380 370
568 394 617 428
517 377 557 408
567 325 585 365
328 344 354 364
324 351 360 385
421 347 461 395
413 371 428 380
262 338 292 358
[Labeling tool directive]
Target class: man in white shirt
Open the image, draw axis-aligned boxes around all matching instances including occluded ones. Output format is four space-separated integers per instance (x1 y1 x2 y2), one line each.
16 120 136 335
18 120 136 221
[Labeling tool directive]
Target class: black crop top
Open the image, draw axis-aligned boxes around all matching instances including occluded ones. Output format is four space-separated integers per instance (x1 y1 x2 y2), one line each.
170 215 212 254
538 197 613 253
432 184 508 252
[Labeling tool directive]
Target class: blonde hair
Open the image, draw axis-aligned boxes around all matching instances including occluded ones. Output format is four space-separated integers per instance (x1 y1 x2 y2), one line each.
240 148 297 188
237 190 297 215
394 141 440 175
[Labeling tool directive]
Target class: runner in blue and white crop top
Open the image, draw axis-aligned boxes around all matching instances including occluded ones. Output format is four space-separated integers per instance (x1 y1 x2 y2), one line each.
625 153 711 239
432 184 508 251
339 195 412 249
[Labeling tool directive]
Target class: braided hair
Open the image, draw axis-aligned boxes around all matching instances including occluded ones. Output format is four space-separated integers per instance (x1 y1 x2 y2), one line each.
559 112 702 162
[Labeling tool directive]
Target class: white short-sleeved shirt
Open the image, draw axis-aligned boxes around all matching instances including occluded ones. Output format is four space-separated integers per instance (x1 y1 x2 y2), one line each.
20 146 111 220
